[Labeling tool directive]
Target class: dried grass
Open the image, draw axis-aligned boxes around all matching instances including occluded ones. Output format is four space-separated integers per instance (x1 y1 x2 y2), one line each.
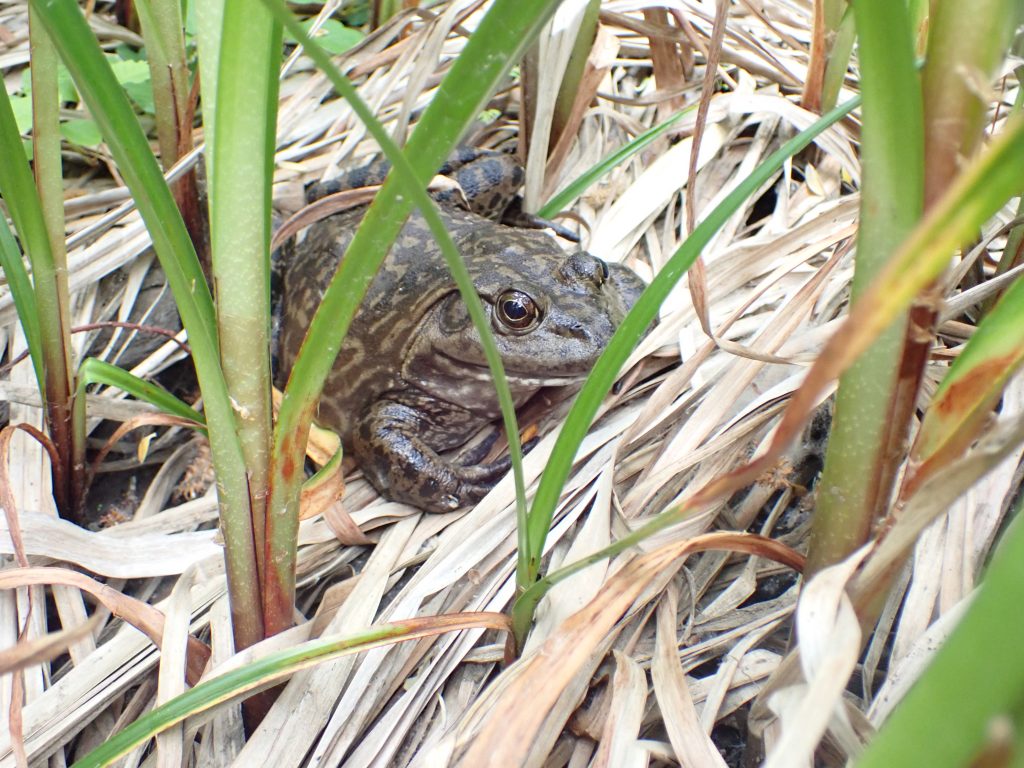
0 1 1020 766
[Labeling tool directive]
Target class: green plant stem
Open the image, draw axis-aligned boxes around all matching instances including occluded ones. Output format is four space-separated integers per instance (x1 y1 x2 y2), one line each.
260 0 562 636
30 11 80 511
0 14 78 517
210 0 280 626
807 0 923 575
921 0 1017 208
133 0 190 169
194 0 225 201
820 5 855 111
31 0 264 652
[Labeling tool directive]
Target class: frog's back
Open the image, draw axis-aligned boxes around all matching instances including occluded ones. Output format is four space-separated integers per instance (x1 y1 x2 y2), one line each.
278 203 487 442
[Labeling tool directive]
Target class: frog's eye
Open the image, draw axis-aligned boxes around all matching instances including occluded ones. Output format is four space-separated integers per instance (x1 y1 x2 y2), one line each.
495 290 540 331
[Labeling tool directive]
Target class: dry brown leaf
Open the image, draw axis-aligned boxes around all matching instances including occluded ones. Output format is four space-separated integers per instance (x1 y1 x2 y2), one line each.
0 613 103 676
454 534 802 766
89 413 201 483
591 651 648 768
651 581 728 767
299 458 347 522
0 567 210 686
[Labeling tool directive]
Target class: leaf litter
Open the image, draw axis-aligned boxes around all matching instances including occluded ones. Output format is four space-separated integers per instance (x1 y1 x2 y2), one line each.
0 1 1021 766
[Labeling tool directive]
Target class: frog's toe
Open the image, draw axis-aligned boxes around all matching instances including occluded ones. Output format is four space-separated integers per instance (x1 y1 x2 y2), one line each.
444 481 493 511
415 476 491 513
409 463 506 512
456 458 511 484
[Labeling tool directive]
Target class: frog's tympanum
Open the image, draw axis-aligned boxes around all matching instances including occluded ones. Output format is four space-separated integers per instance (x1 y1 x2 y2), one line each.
277 148 646 512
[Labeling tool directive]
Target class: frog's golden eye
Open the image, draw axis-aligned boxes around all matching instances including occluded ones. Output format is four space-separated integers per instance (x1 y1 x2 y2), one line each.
495 290 540 330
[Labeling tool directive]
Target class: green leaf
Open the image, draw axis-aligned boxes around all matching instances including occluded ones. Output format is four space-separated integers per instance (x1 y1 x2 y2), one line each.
59 118 102 147
21 64 80 103
512 93 862 642
8 94 32 133
71 614 509 768
0 215 43 389
78 358 205 428
285 19 362 54
108 57 156 114
57 64 78 103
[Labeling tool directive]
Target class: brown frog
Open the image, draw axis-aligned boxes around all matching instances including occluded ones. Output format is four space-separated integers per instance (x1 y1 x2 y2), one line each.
277 148 645 512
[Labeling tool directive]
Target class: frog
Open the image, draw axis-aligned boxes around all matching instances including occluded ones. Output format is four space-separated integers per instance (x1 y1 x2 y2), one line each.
276 147 646 513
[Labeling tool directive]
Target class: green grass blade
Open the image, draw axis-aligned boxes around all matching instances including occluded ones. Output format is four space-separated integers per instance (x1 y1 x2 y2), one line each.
261 0 565 631
70 613 509 768
77 358 206 427
0 63 56 368
30 0 263 649
512 94 861 643
537 103 696 219
0 213 43 390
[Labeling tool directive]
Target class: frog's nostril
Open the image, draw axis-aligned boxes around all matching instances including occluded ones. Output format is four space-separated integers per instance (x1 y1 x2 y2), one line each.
561 320 591 340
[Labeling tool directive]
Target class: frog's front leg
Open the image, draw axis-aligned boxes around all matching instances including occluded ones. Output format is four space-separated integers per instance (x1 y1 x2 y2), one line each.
353 400 509 512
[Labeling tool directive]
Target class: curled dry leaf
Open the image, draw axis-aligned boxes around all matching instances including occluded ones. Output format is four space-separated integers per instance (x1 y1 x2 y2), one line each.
89 413 201 482
299 448 346 521
762 547 869 768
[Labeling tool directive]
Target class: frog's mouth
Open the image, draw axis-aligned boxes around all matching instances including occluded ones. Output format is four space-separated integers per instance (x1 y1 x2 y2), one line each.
447 353 589 388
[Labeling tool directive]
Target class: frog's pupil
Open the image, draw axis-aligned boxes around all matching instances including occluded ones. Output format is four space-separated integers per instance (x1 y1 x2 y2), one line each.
497 290 537 329
505 299 527 319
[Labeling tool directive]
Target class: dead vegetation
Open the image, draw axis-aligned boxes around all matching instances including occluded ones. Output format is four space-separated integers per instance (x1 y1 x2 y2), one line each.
0 1 1020 766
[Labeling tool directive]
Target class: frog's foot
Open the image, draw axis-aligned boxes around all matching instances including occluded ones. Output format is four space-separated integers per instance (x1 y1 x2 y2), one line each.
354 403 509 513
438 150 523 221
305 146 524 220
499 198 582 242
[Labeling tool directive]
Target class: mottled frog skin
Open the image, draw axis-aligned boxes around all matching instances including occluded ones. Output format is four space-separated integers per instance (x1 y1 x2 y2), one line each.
278 148 645 512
